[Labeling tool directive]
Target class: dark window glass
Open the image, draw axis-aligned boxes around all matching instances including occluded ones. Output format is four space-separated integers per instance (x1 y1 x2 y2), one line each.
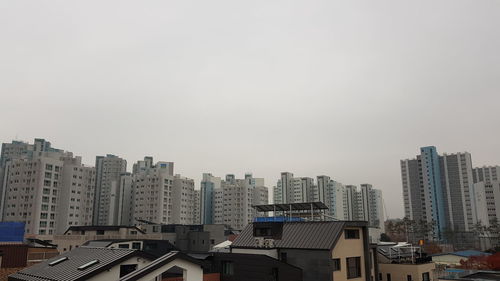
387 273 392 281
120 264 137 277
379 273 383 281
345 229 360 239
422 272 430 281
333 258 341 271
407 275 412 281
132 242 141 250
96 230 105 235
255 227 272 236
118 244 129 249
280 252 287 263
222 261 234 275
347 257 361 279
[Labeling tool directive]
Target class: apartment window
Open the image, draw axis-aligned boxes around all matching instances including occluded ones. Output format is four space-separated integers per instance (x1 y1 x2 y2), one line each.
379 273 383 280
222 261 234 275
333 258 341 271
346 257 361 279
96 230 105 235
422 272 430 281
387 274 392 281
407 275 412 281
345 229 360 239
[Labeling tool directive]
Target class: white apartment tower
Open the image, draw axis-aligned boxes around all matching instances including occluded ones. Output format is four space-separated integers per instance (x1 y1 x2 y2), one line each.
132 158 194 225
93 154 127 226
0 139 96 235
201 173 268 230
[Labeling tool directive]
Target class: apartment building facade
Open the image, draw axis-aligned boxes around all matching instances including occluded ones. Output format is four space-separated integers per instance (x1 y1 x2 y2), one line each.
93 154 127 226
401 147 478 241
200 173 268 230
0 139 96 235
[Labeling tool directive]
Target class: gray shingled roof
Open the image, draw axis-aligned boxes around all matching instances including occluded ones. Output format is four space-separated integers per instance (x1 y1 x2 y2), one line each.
9 247 154 281
232 221 365 250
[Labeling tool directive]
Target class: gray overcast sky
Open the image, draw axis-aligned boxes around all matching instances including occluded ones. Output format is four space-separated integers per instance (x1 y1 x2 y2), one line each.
1 0 499 218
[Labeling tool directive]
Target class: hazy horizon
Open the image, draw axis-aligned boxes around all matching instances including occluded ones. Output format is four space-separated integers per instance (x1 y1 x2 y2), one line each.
1 0 500 218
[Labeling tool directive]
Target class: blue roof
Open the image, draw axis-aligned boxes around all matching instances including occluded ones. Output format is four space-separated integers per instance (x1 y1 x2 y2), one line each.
433 250 491 257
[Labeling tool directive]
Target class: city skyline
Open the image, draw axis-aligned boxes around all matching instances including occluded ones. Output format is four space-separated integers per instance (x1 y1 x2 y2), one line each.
2 0 500 219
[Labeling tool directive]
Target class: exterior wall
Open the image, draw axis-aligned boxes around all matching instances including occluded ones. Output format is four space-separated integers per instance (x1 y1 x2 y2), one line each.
332 227 367 281
280 249 331 281
378 263 435 281
116 259 203 281
193 190 201 224
86 256 152 281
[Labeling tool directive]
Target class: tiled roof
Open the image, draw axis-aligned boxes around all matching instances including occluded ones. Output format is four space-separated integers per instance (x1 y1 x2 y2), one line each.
232 221 365 250
9 247 154 281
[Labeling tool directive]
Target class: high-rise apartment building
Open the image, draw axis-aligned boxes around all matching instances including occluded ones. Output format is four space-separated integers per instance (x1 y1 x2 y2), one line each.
200 173 268 230
93 154 127 225
132 158 194 225
0 139 95 235
401 146 477 239
273 173 384 226
473 166 500 184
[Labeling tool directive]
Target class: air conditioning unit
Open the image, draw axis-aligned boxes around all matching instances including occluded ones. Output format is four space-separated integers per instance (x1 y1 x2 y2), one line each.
255 237 265 247
264 239 275 248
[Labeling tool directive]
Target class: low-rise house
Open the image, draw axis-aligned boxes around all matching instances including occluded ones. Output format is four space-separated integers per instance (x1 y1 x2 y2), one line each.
431 251 491 267
437 270 500 281
377 242 435 281
231 221 373 281
8 247 156 281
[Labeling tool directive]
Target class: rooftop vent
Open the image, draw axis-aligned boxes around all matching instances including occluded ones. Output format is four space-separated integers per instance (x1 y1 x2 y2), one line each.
77 260 99 270
49 257 68 266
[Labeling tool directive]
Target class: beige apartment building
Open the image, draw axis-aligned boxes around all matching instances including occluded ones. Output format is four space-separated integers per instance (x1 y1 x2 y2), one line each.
1 139 96 235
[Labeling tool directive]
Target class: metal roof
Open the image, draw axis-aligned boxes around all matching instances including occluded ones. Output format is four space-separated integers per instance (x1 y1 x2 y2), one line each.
253 202 328 212
232 221 364 250
9 247 154 281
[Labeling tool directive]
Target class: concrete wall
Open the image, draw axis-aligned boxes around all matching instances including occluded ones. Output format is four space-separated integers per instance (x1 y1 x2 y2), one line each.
379 263 435 281
332 227 367 281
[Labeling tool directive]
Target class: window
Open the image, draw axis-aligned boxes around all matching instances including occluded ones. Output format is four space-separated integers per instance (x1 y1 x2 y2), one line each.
346 257 361 279
96 230 105 235
280 252 287 263
272 267 279 281
407 275 412 281
255 227 272 237
118 244 130 249
387 274 392 281
379 273 382 280
345 229 360 239
422 272 430 281
120 264 137 277
132 242 141 250
333 258 341 271
222 261 234 275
